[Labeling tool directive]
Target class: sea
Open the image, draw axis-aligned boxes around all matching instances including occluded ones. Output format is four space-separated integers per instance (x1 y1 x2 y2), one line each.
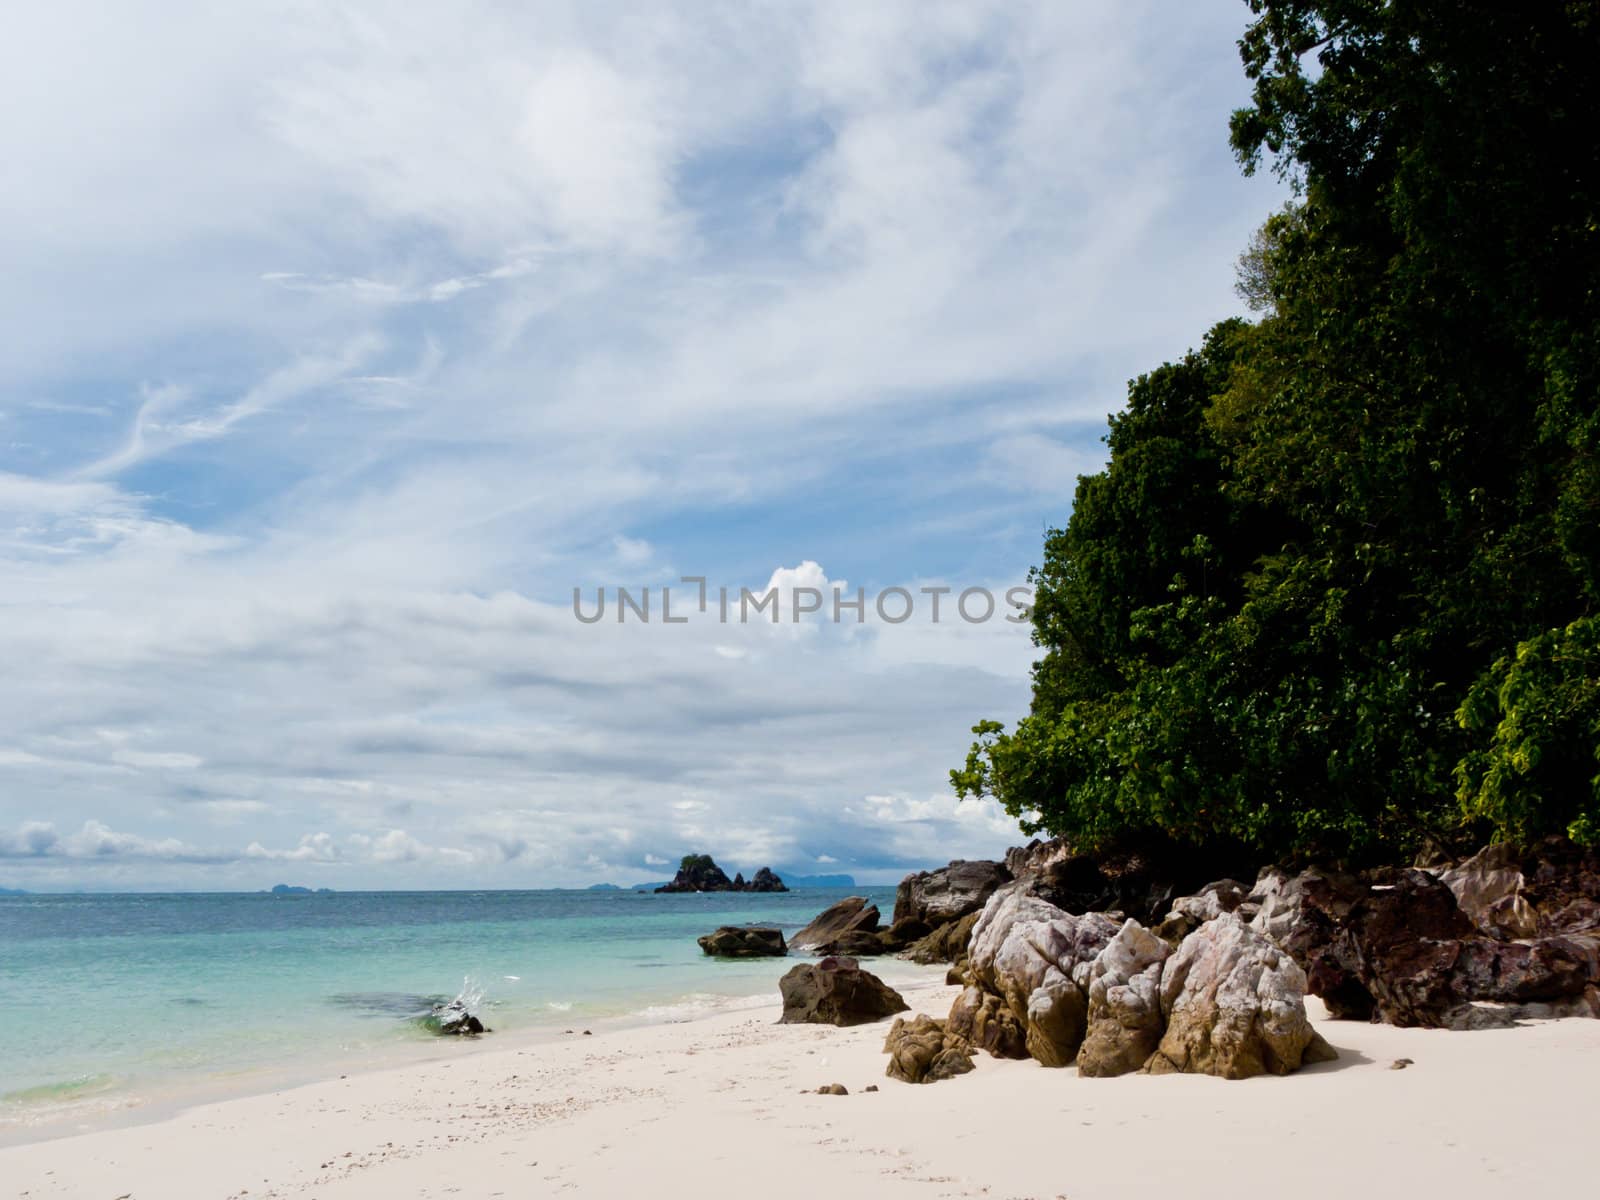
0 885 924 1141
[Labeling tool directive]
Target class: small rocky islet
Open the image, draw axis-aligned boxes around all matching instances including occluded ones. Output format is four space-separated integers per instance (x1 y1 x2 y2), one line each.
656 854 788 893
689 833 1600 1085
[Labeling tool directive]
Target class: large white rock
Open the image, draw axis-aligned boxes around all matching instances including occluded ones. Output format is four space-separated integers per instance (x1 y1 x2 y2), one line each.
967 882 1121 1066
1147 912 1336 1078
1076 919 1171 1077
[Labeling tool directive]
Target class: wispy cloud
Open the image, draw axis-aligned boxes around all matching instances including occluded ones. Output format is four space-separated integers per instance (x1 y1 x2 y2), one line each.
0 0 1283 888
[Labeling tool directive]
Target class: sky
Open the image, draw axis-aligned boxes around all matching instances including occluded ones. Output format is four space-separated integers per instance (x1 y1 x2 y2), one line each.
0 0 1284 891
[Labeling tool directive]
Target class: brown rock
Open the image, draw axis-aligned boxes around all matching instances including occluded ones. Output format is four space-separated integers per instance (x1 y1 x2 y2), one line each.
892 860 1012 928
1145 913 1336 1079
902 911 981 965
967 882 1121 1067
946 985 1028 1059
882 1014 975 1084
1077 920 1171 1077
814 929 894 957
791 896 881 951
697 926 787 957
778 956 909 1026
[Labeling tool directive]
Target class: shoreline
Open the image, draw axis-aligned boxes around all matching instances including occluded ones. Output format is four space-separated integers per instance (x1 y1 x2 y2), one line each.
0 958 952 1149
4 984 1596 1198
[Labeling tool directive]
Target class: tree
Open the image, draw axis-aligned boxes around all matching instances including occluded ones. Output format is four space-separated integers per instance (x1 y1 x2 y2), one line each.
956 1 1600 859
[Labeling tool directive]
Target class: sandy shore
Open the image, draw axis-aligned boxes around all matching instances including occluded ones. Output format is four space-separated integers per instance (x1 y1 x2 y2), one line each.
5 981 1595 1199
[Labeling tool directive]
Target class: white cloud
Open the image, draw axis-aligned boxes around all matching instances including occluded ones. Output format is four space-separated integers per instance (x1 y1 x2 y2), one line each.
0 0 1285 888
244 832 341 864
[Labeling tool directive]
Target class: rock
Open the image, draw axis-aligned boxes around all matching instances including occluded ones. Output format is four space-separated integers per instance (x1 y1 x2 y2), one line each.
817 1083 848 1095
1025 843 1257 927
814 930 894 957
1076 919 1171 1077
1437 837 1600 938
967 882 1121 1066
892 859 1012 928
944 961 970 987
778 956 910 1026
864 1084 878 1092
1248 865 1365 954
697 926 787 957
902 911 982 965
1152 879 1253 946
882 1015 976 1084
1145 913 1336 1078
791 896 881 951
1517 837 1600 933
657 853 734 893
429 998 488 1036
1004 837 1075 877
1391 1058 1413 1070
1438 843 1539 939
655 854 788 893
945 985 1028 1059
1302 869 1598 1028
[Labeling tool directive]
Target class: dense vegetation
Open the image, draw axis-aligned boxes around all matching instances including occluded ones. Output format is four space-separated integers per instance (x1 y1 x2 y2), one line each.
954 1 1600 862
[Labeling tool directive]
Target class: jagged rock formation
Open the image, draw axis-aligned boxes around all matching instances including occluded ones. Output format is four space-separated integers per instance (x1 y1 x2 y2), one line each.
903 910 982 965
883 1014 975 1083
1076 919 1171 1077
883 859 1012 959
932 888 1333 1080
655 854 788 893
966 882 1121 1066
814 929 895 956
778 956 909 1026
697 926 787 957
945 984 1028 1059
1145 913 1337 1078
1294 868 1600 1028
791 896 880 951
894 859 1013 928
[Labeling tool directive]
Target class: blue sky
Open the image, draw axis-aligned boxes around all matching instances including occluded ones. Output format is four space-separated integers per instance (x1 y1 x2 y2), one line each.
0 0 1284 890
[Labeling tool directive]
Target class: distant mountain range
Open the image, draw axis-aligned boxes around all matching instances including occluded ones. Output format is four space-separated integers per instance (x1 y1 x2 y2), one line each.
266 884 335 895
0 886 27 896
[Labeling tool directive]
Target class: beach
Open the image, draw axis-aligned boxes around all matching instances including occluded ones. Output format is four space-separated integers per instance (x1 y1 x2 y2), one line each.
5 983 1594 1200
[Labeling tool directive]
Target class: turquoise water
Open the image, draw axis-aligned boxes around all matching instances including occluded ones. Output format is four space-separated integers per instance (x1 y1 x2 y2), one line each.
0 886 909 1135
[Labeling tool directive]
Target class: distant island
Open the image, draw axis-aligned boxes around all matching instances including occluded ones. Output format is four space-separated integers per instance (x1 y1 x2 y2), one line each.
267 884 334 896
621 871 856 890
654 854 787 893
0 886 27 896
586 883 623 891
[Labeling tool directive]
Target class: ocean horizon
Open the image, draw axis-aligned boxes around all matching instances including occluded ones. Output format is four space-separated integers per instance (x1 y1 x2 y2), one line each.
0 885 926 1140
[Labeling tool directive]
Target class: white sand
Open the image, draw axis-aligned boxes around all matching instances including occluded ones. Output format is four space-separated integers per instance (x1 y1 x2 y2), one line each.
4 984 1595 1199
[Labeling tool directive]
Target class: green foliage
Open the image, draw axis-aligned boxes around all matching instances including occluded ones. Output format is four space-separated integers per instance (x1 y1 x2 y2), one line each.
956 1 1600 862
1457 618 1600 847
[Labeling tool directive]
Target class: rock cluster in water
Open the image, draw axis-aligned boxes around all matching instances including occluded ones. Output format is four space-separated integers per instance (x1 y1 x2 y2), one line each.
697 926 787 957
654 854 788 893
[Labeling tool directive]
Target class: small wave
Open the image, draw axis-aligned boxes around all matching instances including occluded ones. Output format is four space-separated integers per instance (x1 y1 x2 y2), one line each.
1 1073 124 1106
636 991 774 1024
503 975 521 982
545 1001 573 1012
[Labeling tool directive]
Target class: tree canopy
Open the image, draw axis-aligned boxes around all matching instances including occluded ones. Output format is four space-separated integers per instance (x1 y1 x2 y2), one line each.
954 0 1600 862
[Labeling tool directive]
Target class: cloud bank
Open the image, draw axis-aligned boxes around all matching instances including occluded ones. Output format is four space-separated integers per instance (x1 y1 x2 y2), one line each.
0 1 1282 889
